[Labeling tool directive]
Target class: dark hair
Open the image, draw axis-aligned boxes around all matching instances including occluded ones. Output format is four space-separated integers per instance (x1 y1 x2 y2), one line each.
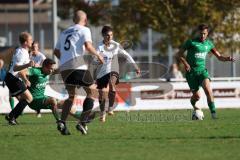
42 58 56 67
198 24 209 31
101 26 113 35
19 32 31 45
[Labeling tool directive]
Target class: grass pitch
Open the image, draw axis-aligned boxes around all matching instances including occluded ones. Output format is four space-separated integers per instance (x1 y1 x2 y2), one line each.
0 109 240 160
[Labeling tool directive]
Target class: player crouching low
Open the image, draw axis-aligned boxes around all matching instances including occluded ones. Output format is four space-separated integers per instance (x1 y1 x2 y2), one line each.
22 58 96 129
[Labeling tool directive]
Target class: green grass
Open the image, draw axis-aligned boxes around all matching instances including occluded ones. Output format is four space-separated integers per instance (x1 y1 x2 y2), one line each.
1 109 240 160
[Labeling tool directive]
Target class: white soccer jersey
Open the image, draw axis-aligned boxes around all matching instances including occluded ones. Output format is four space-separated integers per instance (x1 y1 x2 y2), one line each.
9 47 30 76
55 24 92 70
95 40 136 79
31 52 46 66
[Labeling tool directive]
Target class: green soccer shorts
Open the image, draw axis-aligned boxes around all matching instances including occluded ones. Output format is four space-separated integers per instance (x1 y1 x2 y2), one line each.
185 69 210 92
29 96 52 111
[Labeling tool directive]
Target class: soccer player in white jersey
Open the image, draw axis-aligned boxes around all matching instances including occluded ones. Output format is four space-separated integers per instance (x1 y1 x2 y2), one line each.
30 40 46 118
54 10 104 135
31 41 46 67
4 32 34 125
95 26 140 122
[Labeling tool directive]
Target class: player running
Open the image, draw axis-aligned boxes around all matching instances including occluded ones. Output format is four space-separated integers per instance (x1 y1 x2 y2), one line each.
177 24 235 119
95 26 140 122
21 58 93 123
4 32 34 125
22 58 61 120
53 10 104 135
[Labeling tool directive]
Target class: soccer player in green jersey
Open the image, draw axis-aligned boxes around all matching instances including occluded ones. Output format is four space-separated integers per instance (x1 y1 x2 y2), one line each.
22 58 95 126
177 24 235 119
25 58 61 121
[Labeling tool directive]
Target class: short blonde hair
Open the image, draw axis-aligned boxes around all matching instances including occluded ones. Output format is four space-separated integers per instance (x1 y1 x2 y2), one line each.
19 32 31 45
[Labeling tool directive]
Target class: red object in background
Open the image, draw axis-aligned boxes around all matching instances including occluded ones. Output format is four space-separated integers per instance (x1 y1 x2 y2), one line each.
116 83 131 104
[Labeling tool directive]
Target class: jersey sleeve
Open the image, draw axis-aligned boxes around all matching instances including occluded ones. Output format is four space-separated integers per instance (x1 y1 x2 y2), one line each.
83 28 92 43
39 53 46 66
118 47 136 64
181 39 191 50
40 52 46 61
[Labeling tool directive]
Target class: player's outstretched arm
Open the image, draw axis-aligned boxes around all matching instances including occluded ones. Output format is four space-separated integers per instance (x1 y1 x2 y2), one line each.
211 48 235 62
119 49 140 75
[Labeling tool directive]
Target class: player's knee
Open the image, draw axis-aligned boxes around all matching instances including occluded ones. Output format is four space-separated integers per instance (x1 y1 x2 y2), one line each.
109 82 116 90
49 97 57 106
51 104 58 111
26 94 33 103
103 92 108 99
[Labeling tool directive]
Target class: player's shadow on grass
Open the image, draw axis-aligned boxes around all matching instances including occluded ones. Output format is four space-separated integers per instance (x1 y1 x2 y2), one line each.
13 134 27 137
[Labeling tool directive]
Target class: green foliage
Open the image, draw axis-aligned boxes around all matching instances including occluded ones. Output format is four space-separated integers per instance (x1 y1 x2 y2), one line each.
58 0 240 55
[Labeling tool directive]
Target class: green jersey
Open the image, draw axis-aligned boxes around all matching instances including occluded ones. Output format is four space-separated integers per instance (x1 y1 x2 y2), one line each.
28 67 49 98
182 38 214 71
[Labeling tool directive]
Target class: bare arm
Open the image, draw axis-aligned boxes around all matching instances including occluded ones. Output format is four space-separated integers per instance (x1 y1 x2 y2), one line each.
85 41 104 64
18 68 31 87
13 60 34 72
211 48 235 62
176 48 191 72
53 49 61 59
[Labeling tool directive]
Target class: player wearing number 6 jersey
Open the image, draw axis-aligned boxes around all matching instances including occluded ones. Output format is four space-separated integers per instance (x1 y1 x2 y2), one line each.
54 10 104 135
95 26 140 122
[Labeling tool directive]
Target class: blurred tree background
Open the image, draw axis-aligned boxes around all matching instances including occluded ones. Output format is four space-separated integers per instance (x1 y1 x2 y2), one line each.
58 0 240 55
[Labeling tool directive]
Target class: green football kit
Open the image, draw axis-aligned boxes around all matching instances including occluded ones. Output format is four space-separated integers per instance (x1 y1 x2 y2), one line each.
28 67 51 110
182 38 214 92
182 37 216 113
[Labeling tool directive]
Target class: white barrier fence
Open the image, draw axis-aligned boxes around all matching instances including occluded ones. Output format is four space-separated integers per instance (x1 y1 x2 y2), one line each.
1 78 240 114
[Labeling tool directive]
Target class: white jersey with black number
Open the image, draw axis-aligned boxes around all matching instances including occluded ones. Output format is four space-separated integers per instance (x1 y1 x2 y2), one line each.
31 51 46 66
9 47 30 76
55 24 92 70
95 40 136 79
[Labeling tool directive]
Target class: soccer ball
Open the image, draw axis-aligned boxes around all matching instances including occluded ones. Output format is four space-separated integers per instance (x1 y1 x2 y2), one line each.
192 109 204 120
